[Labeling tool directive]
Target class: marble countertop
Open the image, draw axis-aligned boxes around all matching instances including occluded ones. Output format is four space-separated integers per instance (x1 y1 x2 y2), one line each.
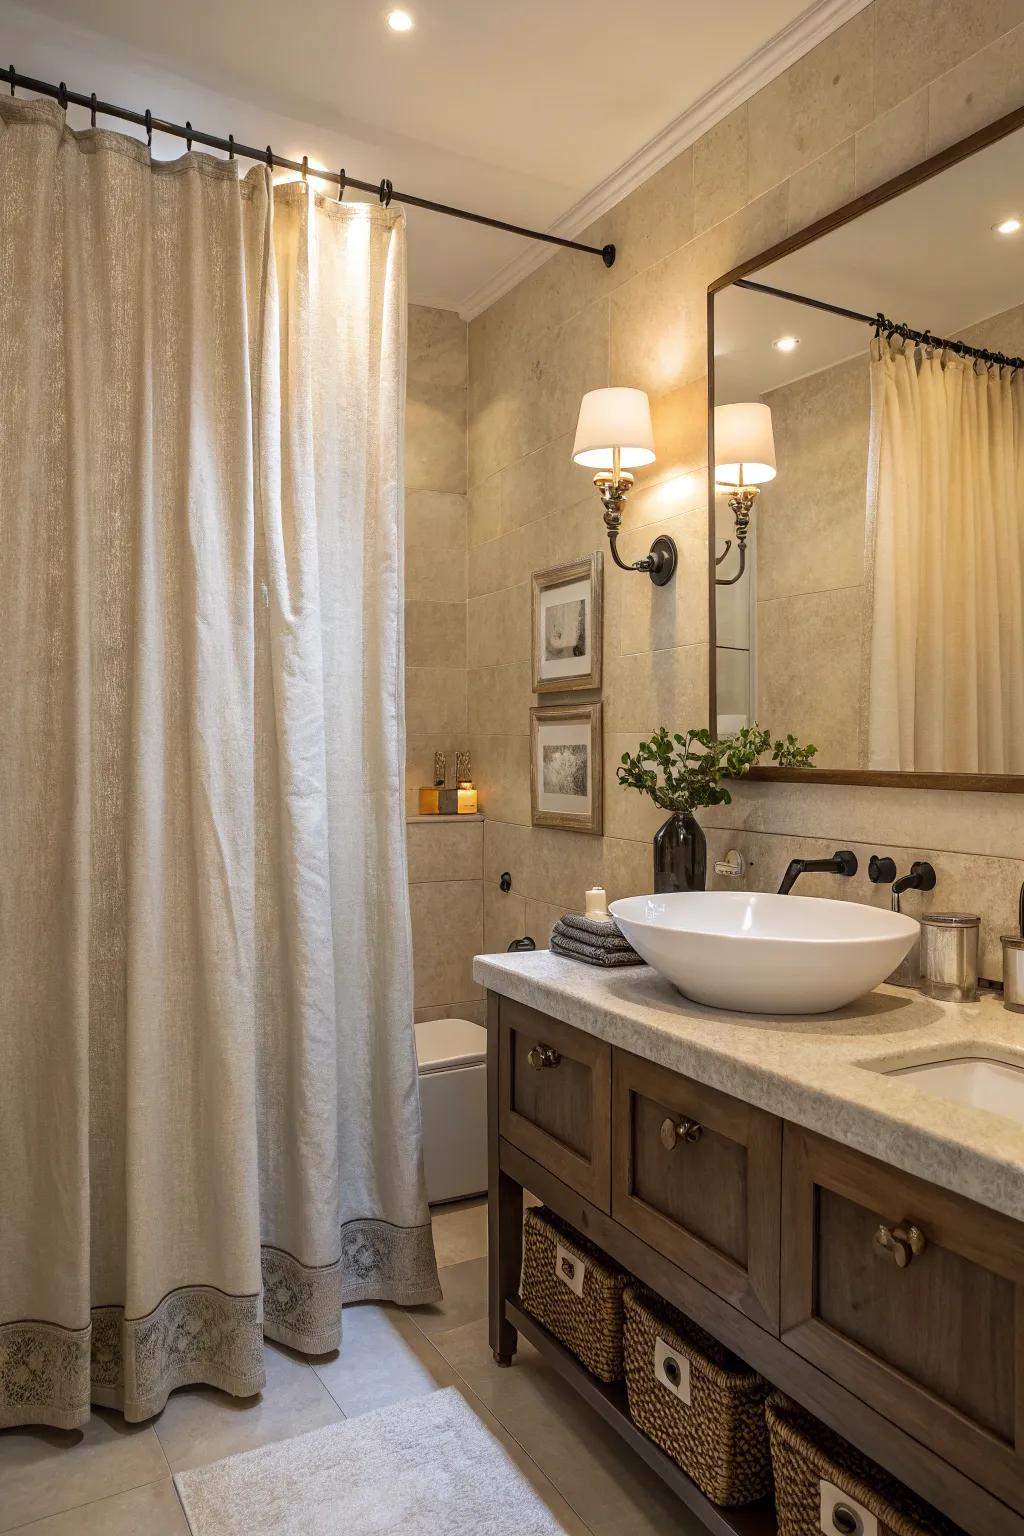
473 949 1024 1223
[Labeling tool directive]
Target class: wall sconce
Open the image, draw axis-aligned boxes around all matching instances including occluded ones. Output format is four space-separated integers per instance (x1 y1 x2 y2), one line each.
714 402 776 586
572 387 677 586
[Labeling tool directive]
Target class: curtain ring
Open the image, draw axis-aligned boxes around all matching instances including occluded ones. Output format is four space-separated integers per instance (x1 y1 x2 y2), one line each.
301 154 308 183
145 108 152 148
186 121 193 152
57 81 67 113
337 167 346 202
90 91 97 128
379 177 393 207
266 144 273 171
9 64 16 97
228 133 234 160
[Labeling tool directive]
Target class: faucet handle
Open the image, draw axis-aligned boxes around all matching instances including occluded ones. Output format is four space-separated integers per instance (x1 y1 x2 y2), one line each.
834 850 858 877
869 855 897 884
909 860 936 891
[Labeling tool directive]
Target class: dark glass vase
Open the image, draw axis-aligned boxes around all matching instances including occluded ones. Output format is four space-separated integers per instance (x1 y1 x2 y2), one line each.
653 813 706 894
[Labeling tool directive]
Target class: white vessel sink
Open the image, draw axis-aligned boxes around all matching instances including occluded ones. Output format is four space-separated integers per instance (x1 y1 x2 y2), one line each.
608 891 919 1015
884 1056 1024 1127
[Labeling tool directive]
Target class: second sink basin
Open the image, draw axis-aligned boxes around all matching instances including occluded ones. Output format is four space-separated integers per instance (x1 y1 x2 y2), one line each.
884 1056 1024 1127
609 891 919 1014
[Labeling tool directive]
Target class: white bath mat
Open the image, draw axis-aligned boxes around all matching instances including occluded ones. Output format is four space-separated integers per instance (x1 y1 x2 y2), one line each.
174 1386 572 1535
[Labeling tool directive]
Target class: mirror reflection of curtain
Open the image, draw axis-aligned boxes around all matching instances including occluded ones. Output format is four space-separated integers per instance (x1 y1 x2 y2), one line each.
865 335 1024 773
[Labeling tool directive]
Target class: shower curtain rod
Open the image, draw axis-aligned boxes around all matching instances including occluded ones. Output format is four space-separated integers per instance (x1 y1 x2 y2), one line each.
734 276 1024 371
4 67 617 267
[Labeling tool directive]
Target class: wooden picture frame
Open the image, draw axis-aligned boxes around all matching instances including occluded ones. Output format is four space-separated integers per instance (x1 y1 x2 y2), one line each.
530 701 603 834
531 552 603 694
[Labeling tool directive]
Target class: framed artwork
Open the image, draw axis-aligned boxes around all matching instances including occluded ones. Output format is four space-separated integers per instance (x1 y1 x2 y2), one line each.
531 552 603 694
530 701 603 834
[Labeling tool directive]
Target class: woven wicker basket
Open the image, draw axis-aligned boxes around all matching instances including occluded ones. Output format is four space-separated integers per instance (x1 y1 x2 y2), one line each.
766 1394 966 1536
520 1207 629 1381
623 1284 772 1506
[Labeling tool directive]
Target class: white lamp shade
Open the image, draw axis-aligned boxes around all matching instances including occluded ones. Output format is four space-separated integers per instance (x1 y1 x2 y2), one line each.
714 402 776 485
572 387 656 470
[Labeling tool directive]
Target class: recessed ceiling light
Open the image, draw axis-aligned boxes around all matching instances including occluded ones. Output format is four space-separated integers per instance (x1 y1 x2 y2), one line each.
993 216 1022 236
772 335 800 353
387 9 414 30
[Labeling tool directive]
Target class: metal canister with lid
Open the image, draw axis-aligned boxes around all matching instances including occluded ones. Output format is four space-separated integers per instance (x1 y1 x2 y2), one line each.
1001 883 1024 1013
919 913 980 1003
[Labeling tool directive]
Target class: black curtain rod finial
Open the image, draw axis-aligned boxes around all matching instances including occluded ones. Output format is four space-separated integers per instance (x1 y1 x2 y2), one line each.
602 243 616 268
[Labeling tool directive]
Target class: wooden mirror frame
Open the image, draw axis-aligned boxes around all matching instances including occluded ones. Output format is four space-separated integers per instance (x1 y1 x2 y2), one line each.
706 100 1024 794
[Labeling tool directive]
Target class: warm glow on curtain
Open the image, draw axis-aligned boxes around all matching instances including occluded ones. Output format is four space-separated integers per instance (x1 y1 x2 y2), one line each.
865 335 1024 773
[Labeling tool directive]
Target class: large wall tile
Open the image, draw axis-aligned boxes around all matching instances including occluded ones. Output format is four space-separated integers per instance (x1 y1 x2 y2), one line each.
747 9 875 197
604 644 709 735
405 543 468 605
407 819 483 883
468 733 532 825
467 583 530 671
874 0 1024 115
406 489 467 550
406 600 467 668
405 665 467 738
410 880 483 1008
407 379 467 493
468 662 533 738
409 304 467 388
484 883 528 954
926 20 1024 151
854 89 929 193
693 106 749 236
787 138 856 232
757 588 862 767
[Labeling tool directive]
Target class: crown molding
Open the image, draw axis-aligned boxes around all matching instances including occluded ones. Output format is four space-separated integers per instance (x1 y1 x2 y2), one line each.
458 0 873 323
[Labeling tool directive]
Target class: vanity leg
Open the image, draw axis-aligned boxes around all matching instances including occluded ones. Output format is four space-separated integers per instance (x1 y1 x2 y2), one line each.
487 992 521 1365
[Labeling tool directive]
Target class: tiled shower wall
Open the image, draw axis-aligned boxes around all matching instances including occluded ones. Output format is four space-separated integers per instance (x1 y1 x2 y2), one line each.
465 0 1024 981
405 306 484 1024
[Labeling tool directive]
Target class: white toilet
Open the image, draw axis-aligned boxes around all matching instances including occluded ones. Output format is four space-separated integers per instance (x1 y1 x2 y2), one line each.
415 1016 488 1205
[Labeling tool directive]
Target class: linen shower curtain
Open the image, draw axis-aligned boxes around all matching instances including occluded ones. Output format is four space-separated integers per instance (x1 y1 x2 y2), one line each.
865 334 1024 772
0 97 438 1431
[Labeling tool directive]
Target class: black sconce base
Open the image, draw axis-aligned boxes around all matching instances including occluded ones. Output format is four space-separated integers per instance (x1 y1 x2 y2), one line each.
647 534 678 586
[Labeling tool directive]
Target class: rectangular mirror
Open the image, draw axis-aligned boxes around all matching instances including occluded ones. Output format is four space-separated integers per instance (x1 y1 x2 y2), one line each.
709 111 1024 792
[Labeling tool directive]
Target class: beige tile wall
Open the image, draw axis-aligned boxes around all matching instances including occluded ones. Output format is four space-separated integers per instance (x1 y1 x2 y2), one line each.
466 0 1024 980
406 306 484 1023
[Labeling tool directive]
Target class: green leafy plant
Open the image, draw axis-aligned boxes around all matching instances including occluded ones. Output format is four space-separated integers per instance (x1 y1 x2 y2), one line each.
617 725 817 817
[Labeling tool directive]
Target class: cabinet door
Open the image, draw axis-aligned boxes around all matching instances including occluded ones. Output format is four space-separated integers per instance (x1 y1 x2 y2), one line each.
611 1050 781 1331
498 1000 611 1210
782 1125 1024 1513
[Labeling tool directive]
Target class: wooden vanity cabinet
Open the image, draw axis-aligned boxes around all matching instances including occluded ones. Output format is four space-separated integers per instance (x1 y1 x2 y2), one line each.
488 994 1024 1535
611 1052 781 1331
781 1125 1024 1511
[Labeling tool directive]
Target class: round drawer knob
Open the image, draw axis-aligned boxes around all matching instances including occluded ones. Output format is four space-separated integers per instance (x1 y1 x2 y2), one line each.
527 1044 561 1071
873 1220 926 1268
660 1116 702 1149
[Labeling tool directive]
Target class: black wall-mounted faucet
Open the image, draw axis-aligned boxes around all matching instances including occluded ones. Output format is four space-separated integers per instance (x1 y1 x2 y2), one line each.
777 849 858 895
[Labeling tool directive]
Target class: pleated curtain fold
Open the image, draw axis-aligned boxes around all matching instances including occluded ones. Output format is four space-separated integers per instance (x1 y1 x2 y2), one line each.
865 334 1024 773
0 97 438 1431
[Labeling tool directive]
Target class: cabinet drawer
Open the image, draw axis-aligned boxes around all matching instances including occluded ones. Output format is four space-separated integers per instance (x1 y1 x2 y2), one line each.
498 1000 611 1209
781 1126 1024 1513
611 1050 781 1332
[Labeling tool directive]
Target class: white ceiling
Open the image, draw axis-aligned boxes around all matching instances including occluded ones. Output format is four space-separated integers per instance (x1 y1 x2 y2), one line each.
1 0 859 313
715 123 1024 400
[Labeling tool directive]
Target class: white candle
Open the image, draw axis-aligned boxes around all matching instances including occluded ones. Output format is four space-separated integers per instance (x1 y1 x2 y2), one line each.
585 886 608 918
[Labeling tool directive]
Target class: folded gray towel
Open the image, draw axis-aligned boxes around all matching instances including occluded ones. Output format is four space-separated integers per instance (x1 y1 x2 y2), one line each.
558 911 626 940
552 919 633 954
550 933 645 967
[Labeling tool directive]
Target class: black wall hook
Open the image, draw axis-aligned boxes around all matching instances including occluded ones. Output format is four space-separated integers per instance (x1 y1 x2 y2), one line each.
145 108 152 147
337 167 346 202
90 91 97 127
379 177 393 207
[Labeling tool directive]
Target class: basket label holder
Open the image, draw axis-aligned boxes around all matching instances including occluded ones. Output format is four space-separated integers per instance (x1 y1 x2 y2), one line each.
554 1242 585 1298
820 1479 878 1536
653 1335 691 1403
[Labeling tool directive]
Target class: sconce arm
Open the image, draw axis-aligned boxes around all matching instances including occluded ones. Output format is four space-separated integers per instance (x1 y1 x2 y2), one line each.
714 539 747 587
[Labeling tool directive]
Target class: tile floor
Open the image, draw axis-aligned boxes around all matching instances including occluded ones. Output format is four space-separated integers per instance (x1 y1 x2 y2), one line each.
0 1199 705 1534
